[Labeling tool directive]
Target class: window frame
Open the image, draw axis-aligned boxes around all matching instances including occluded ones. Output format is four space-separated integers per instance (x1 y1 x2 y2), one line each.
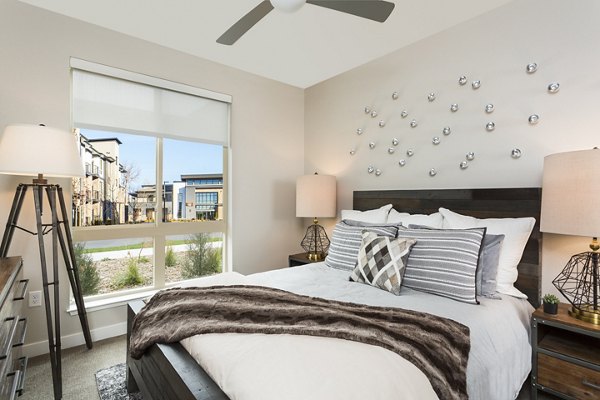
70 59 231 302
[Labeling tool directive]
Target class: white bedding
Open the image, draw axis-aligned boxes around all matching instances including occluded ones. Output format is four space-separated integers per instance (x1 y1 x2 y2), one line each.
180 263 533 400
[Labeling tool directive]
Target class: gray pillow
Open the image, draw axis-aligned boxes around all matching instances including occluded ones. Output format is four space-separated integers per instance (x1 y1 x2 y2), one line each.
398 226 486 304
324 220 399 272
409 224 504 299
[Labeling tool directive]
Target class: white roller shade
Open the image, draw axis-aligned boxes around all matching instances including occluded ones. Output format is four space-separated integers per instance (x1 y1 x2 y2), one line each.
72 62 230 146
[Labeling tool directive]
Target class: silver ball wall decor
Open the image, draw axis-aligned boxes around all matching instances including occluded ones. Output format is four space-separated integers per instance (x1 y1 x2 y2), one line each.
458 76 467 85
350 149 356 156
511 148 522 159
388 147 395 154
432 137 440 145
407 149 414 157
443 127 451 136
356 128 363 135
429 168 437 177
528 114 540 125
466 152 475 161
375 169 382 176
392 92 399 100
486 122 496 131
450 103 459 112
401 110 408 118
371 110 378 118
547 82 560 93
472 80 481 89
379 120 386 128
485 104 494 113
410 119 418 128
526 63 538 74
369 142 376 149
392 138 399 146
460 161 469 170
428 93 436 102
398 159 406 167
364 106 371 114
368 165 374 174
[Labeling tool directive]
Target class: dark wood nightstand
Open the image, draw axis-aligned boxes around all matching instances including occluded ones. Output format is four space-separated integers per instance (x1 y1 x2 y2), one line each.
531 303 600 399
288 252 323 267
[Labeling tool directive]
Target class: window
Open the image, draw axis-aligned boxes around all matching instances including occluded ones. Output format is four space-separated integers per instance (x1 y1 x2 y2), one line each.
71 59 231 302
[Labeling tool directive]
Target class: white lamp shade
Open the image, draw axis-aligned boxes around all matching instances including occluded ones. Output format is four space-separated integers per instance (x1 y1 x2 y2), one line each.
296 174 336 218
270 0 306 12
541 148 600 237
0 124 84 178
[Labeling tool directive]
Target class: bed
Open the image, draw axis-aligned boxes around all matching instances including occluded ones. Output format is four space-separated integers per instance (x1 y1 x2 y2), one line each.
126 187 542 400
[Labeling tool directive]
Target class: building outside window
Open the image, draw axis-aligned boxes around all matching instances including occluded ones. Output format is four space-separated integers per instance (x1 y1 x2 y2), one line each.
70 59 231 303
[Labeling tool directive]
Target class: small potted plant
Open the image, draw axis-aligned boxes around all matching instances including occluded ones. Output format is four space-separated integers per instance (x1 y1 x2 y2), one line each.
542 293 559 314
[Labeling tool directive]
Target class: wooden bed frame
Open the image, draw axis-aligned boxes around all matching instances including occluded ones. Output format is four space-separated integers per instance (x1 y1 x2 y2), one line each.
126 187 542 400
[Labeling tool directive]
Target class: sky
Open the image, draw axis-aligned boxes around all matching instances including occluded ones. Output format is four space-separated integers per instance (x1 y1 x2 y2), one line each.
82 129 223 187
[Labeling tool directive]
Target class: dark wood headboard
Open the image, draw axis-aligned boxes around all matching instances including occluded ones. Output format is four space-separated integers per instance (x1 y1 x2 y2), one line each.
353 188 542 308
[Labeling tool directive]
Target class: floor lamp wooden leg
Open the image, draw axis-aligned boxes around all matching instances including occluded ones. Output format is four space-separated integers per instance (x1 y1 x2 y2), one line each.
0 185 27 258
33 186 62 400
56 186 92 349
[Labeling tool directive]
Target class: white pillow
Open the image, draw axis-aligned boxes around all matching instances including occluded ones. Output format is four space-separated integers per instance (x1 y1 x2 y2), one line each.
387 210 443 229
439 207 535 299
341 204 392 224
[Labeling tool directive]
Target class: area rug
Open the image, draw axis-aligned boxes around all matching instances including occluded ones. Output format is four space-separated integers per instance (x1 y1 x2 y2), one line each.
95 363 143 400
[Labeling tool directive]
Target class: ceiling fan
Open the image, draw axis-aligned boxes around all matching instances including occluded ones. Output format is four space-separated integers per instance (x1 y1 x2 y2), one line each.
217 0 396 45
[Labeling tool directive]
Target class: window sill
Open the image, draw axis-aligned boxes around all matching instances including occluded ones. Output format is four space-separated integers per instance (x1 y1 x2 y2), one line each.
67 289 159 315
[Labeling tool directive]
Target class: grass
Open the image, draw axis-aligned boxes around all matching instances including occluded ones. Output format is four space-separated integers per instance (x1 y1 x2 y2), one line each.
83 238 221 253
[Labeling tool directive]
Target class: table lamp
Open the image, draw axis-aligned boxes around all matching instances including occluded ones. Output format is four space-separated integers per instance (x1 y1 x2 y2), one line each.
296 173 336 261
0 124 92 400
541 147 600 324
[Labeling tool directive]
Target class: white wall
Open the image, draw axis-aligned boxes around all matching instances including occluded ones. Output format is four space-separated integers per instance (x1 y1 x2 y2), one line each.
305 0 600 303
0 0 305 352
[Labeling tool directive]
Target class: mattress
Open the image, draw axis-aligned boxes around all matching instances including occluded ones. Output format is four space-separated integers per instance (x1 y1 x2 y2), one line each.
180 263 533 400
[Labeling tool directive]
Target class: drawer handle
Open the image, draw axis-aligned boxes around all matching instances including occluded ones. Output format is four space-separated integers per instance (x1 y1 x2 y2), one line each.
0 317 19 359
583 379 600 391
12 279 28 301
15 357 27 395
12 318 26 348
5 370 21 400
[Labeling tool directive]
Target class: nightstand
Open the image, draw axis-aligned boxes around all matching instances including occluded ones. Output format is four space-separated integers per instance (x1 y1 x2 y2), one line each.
531 303 600 399
288 252 322 267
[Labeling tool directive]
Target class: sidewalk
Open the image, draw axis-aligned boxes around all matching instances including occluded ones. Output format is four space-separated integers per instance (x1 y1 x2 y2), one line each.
89 242 221 261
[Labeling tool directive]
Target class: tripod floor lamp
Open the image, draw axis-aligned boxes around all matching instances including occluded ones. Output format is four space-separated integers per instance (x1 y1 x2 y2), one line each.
0 124 92 400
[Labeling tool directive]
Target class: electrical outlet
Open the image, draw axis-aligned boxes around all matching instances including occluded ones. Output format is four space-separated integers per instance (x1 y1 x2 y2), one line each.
29 291 42 307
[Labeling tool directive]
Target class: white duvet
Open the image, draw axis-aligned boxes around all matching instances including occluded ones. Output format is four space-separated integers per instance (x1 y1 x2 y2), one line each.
180 263 533 400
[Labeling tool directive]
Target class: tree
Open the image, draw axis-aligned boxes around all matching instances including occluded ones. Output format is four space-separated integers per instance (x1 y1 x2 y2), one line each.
74 243 101 296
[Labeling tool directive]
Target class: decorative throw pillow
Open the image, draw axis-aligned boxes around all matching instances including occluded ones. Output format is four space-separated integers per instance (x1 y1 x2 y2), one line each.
397 226 486 304
340 204 393 224
388 210 444 228
350 231 417 295
408 224 505 299
324 220 398 272
439 207 535 299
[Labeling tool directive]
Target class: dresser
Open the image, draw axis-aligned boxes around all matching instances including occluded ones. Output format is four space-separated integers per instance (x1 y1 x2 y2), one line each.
0 257 27 400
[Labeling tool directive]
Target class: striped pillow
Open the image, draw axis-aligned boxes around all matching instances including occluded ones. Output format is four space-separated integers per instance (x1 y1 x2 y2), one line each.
350 231 417 295
397 226 486 304
324 220 398 272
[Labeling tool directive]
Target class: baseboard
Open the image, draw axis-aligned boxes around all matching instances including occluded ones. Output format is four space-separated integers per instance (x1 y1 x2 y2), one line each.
22 321 127 358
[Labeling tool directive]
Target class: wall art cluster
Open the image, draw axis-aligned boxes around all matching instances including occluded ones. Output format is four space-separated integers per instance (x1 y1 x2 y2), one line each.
352 62 560 177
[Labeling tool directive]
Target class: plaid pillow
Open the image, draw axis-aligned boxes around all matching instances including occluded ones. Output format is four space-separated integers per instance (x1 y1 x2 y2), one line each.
349 231 417 295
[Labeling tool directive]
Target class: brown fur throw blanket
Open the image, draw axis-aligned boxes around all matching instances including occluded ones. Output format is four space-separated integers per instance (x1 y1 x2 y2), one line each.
130 285 470 400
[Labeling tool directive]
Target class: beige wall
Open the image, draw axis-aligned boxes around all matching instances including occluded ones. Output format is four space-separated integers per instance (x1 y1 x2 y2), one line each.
305 0 600 304
0 0 304 353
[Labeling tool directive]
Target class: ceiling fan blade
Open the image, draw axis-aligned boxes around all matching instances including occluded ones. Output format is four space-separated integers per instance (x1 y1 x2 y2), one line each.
306 0 395 22
217 1 274 45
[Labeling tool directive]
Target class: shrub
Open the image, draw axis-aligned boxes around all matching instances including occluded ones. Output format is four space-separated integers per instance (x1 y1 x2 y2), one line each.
138 256 150 264
112 258 144 289
181 233 221 279
165 246 177 267
74 243 100 296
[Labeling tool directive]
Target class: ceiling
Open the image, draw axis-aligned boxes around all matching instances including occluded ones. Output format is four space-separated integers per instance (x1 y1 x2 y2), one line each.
18 0 515 88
